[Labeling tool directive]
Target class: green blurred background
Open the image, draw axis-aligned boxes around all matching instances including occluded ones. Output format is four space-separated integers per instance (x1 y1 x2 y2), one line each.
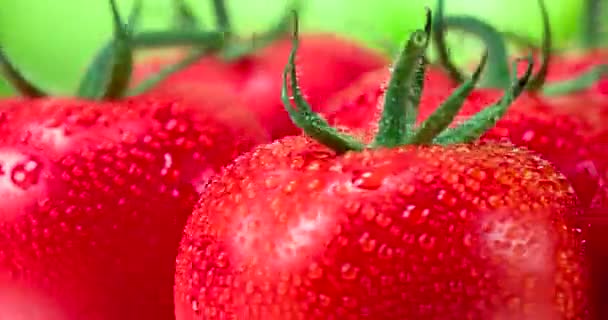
0 0 590 97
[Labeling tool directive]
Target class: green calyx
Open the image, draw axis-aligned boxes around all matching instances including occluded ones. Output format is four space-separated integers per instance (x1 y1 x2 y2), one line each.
432 0 607 97
131 0 299 62
0 0 221 100
282 10 534 155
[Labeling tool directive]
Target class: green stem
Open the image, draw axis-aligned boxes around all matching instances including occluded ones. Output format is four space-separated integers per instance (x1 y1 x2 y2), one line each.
501 31 539 51
432 0 511 89
443 15 511 89
281 11 365 154
408 51 487 145
542 64 608 96
434 56 535 144
221 1 298 61
526 0 551 92
132 30 225 49
173 0 200 29
582 0 603 49
104 0 134 99
0 48 47 98
371 9 431 148
127 50 208 96
76 0 134 100
211 0 231 32
432 0 465 84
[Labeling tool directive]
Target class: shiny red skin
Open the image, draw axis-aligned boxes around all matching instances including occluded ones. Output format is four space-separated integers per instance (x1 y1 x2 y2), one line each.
175 135 588 320
321 65 456 129
519 50 608 106
324 65 607 211
0 90 268 320
324 70 607 318
132 33 389 139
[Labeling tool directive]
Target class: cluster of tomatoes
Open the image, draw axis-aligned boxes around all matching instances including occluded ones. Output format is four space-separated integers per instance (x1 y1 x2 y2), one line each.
0 0 606 319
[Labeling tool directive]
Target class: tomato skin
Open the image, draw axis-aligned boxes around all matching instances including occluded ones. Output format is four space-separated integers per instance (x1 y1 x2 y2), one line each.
0 90 268 320
174 135 588 320
133 33 389 139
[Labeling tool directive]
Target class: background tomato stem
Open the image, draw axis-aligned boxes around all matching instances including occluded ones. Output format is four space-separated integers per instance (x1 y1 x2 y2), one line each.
172 0 200 29
0 48 47 97
581 0 605 49
212 0 232 32
526 0 551 92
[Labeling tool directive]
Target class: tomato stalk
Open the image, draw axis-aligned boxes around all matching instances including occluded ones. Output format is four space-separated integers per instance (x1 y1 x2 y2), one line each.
0 0 223 100
432 0 607 96
581 0 606 49
282 10 534 154
127 0 299 61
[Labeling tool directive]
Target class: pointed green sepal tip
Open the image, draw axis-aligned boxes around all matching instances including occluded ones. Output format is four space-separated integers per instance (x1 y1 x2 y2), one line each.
542 64 608 96
0 47 47 98
172 0 200 29
526 0 551 92
77 0 134 100
281 11 365 154
371 8 432 148
434 55 535 144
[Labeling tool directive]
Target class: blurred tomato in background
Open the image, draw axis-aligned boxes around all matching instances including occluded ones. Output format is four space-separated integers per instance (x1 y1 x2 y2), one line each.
0 0 590 97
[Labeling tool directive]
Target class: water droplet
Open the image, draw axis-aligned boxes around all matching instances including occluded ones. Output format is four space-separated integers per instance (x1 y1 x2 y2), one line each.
165 118 178 131
422 174 435 183
352 170 384 190
216 252 229 268
521 130 535 142
418 233 436 250
398 184 416 197
319 294 332 307
375 213 392 228
361 204 376 221
307 178 322 191
277 281 288 296
10 158 43 190
307 262 323 279
340 263 359 281
359 232 377 252
463 233 473 247
377 244 394 259
487 195 502 208
245 280 255 294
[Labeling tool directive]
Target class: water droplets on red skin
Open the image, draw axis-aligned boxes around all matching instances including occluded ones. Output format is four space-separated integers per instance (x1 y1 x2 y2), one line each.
175 135 588 320
132 34 389 139
0 92 268 320
324 59 608 211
